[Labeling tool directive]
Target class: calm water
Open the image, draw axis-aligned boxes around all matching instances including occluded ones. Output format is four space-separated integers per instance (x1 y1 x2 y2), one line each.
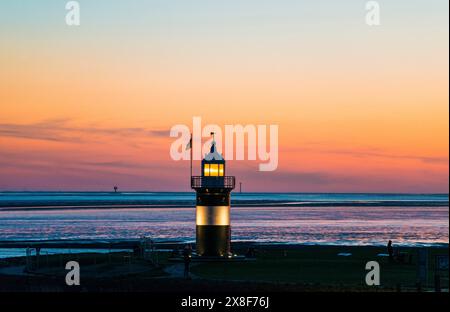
0 192 448 207
0 193 448 253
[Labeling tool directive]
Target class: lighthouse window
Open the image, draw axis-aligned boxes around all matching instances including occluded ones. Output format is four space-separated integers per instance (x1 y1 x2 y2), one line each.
204 164 210 176
209 164 219 176
203 163 224 176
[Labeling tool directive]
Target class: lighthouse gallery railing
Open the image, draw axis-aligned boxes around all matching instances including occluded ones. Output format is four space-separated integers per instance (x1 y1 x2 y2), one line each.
191 176 235 190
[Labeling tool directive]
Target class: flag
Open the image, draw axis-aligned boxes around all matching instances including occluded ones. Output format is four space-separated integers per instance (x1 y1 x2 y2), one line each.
186 136 192 150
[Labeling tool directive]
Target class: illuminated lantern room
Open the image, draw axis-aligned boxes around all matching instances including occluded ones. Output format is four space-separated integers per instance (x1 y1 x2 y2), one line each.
191 137 235 190
202 140 225 178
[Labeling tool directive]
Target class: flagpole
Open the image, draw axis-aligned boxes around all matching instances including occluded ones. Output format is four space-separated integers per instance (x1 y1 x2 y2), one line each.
190 133 193 179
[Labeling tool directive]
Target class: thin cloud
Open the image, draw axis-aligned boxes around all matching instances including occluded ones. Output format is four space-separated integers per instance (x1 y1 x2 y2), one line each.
0 120 170 143
244 169 368 186
149 130 170 137
327 148 449 165
79 160 174 170
286 146 448 165
0 119 76 142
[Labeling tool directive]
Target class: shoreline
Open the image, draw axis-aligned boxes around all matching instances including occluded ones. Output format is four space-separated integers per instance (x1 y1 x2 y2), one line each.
0 239 448 260
0 201 448 211
1 191 448 210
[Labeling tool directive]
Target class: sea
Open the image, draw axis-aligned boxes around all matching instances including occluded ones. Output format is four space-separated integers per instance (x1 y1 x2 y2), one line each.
0 192 448 258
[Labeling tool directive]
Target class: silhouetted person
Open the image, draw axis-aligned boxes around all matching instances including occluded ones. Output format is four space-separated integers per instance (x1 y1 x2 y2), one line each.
387 240 394 262
114 186 118 193
183 245 192 279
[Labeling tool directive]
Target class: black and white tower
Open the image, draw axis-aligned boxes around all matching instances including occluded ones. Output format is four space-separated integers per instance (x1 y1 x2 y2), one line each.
191 137 235 257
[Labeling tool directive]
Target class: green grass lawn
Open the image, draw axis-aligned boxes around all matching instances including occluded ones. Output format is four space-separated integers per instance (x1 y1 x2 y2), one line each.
191 246 449 290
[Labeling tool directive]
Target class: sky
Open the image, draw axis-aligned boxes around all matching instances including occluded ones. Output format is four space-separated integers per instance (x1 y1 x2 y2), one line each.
0 0 448 192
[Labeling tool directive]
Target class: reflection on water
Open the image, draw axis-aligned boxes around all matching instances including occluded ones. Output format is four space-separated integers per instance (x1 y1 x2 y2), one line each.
0 206 448 247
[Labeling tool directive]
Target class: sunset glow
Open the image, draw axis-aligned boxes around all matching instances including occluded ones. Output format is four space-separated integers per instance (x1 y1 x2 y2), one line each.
0 0 448 192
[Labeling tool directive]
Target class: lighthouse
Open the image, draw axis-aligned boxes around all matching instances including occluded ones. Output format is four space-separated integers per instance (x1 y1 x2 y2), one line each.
191 136 235 257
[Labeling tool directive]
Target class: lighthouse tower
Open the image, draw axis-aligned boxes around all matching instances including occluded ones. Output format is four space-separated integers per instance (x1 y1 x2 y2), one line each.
191 138 235 257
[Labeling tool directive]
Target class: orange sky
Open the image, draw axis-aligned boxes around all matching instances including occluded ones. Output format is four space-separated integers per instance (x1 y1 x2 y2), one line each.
0 0 448 192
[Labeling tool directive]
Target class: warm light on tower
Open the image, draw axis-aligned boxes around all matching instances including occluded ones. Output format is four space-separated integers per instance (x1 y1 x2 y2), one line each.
191 136 235 257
